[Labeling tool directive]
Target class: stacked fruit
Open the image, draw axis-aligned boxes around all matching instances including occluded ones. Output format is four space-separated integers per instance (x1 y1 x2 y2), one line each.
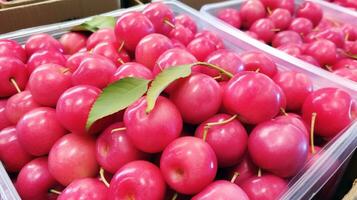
327 0 357 10
216 0 357 82
0 2 356 200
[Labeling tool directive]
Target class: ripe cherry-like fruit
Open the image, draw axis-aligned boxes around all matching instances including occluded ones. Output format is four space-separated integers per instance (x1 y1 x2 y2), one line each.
192 180 249 200
66 52 90 73
135 33 173 69
28 64 72 107
296 1 323 26
86 28 117 50
187 37 217 61
315 28 345 48
48 133 98 186
272 30 302 48
109 160 166 200
58 178 108 200
239 0 266 29
169 24 194 46
92 42 130 66
17 107 67 156
115 11 155 51
217 8 241 28
0 100 11 130
111 62 153 83
249 18 276 43
59 32 87 55
124 96 182 153
332 58 357 70
0 57 28 97
160 136 217 195
334 68 357 82
175 14 197 34
25 33 64 56
274 114 309 141
268 8 292 31
305 39 337 67
0 39 27 63
194 30 224 49
142 2 175 35
288 17 313 37
26 50 67 73
170 73 222 124
0 127 33 172
231 155 258 186
5 91 40 124
238 51 277 78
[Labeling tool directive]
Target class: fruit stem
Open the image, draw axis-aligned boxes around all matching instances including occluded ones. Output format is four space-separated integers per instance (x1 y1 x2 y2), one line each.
194 62 234 78
255 68 260 73
202 115 237 142
257 168 262 177
10 78 21 93
345 33 350 41
267 7 272 15
172 193 178 200
164 19 176 29
118 58 125 65
118 41 125 53
325 65 333 72
271 28 281 32
49 189 61 195
231 172 240 183
134 0 144 5
61 68 70 74
310 112 317 154
99 168 110 187
280 108 288 116
213 75 221 80
111 127 127 133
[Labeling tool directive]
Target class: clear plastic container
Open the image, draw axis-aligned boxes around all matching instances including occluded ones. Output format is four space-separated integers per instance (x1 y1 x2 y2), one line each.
200 0 357 88
1 1 357 199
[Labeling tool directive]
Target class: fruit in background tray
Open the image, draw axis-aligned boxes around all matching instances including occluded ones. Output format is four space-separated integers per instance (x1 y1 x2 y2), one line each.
217 8 241 28
59 32 87 55
25 33 64 56
239 0 266 29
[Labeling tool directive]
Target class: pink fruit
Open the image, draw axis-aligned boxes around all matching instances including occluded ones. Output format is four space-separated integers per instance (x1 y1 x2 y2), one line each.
268 8 292 30
217 8 241 28
0 100 11 130
0 57 28 97
92 42 130 66
315 28 345 48
26 50 67 73
232 155 258 186
58 178 108 200
194 30 224 49
142 2 175 35
0 39 27 62
332 58 357 70
288 17 313 36
305 39 337 67
238 51 277 78
169 24 194 46
25 33 64 56
249 18 276 43
86 28 117 50
175 14 197 34
111 62 153 83
66 51 90 73
187 37 217 61
272 30 302 48
333 68 357 82
5 91 40 124
296 1 323 26
192 180 249 200
59 32 87 55
239 0 266 29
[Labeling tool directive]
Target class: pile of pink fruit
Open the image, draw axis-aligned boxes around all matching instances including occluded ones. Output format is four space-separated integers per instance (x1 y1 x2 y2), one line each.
216 0 357 82
0 1 356 200
327 0 357 10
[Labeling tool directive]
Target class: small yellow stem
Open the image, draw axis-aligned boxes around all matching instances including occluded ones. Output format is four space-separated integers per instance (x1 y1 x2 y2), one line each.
231 172 240 183
111 127 127 133
10 78 21 93
49 189 61 195
310 112 317 154
257 168 262 177
99 168 110 187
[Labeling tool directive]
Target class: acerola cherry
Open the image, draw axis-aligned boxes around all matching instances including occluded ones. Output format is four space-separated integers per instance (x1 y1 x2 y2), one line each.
217 8 241 28
109 161 166 200
187 37 217 61
268 8 292 31
332 58 357 70
315 28 345 48
249 18 276 43
272 30 302 48
248 120 308 177
28 64 72 107
288 17 313 36
16 157 57 200
0 57 28 97
17 107 67 156
0 39 27 63
66 52 91 73
96 122 147 174
115 11 155 51
25 33 64 56
175 14 197 34
48 133 98 186
86 28 117 50
195 114 248 167
160 136 217 195
273 71 313 111
192 181 249 200
58 178 108 200
92 42 130 66
274 114 309 140
142 2 175 35
5 91 40 124
296 1 323 26
124 96 182 153
277 43 302 57
239 0 266 29
59 32 87 55
302 88 356 139
0 100 11 130
231 155 258 186
26 50 67 73
238 51 277 78
170 73 222 124
240 174 288 200
305 39 337 67
135 33 173 69
169 24 194 46
194 30 225 49
0 127 33 172
111 62 153 83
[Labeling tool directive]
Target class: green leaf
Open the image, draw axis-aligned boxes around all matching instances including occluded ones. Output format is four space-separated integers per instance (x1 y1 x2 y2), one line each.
86 77 150 130
146 64 192 113
71 16 116 32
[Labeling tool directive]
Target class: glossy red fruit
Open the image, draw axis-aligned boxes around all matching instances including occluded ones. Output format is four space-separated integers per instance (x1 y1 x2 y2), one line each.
296 55 320 66
109 161 166 200
115 11 155 51
194 30 224 49
175 14 197 34
217 8 241 28
48 133 98 186
232 155 258 186
66 52 90 73
124 96 182 153
0 100 11 130
272 30 302 48
333 68 357 82
58 178 108 200
274 114 309 140
170 73 222 124
17 107 66 156
332 58 357 70
56 85 100 134
72 55 116 89
248 120 308 177
277 43 302 57
86 28 117 50
5 91 40 124
0 127 32 172
192 181 249 200
223 72 282 124
26 50 67 73
0 57 28 97
187 37 217 61
92 42 130 66
59 32 87 55
169 24 194 46
249 18 276 43
111 62 153 83
195 114 248 167
273 71 313 111
341 23 357 41
238 51 277 78
305 39 337 67
239 0 266 29
261 0 294 14
315 28 345 48
142 2 175 35
25 33 64 56
268 8 292 30
0 39 27 63
302 88 356 139
16 157 57 200
96 122 147 173
296 1 323 26
135 33 173 69
240 174 288 200
288 17 313 36
160 136 217 195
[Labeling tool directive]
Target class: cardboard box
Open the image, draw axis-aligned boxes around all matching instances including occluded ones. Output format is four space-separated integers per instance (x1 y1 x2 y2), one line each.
180 0 221 10
0 0 120 34
0 0 47 9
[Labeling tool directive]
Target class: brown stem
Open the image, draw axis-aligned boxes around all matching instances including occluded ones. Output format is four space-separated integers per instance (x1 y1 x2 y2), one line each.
213 75 221 80
345 33 350 41
111 127 127 133
310 112 317 154
325 65 333 72
164 19 176 29
49 189 61 195
280 107 288 116
61 68 70 74
202 115 237 142
99 168 110 187
271 28 281 32
194 62 234 78
10 78 21 93
255 68 260 73
118 41 125 53
231 172 240 183
118 58 125 65
267 7 272 15
257 168 262 177
172 193 178 200
134 0 144 5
